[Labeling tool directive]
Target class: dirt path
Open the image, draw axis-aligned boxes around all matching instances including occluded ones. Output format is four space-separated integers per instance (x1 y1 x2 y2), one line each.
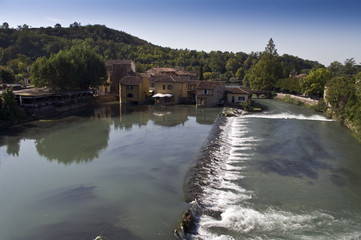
275 93 319 106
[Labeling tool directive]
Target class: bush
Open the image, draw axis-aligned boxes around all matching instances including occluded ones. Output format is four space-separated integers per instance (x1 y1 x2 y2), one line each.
241 99 253 112
312 99 328 112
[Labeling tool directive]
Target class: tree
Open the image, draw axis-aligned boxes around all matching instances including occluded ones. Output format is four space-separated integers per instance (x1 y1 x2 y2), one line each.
235 67 245 80
1 87 17 110
244 38 282 90
265 38 277 56
328 61 343 76
0 66 16 83
343 58 357 76
325 76 354 109
199 62 204 80
31 44 107 91
1 22 9 29
300 68 332 97
225 57 239 74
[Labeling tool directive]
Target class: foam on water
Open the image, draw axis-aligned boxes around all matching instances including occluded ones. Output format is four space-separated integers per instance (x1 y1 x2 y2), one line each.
186 115 360 240
243 112 333 121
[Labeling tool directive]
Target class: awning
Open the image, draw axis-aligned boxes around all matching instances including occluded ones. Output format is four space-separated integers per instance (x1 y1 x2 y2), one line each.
152 93 173 98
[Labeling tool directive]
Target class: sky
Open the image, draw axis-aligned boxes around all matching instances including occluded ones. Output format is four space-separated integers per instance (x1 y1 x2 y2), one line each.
1 0 360 66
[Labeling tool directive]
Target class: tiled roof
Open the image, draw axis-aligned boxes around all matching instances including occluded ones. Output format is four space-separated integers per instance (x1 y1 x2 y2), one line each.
149 75 189 83
146 67 197 77
197 81 224 90
225 86 251 95
119 76 143 85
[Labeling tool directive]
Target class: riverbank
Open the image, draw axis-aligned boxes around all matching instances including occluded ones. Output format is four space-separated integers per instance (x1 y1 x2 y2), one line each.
275 93 361 143
275 93 318 106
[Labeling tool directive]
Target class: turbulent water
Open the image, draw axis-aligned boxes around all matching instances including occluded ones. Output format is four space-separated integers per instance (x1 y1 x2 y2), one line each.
184 100 361 240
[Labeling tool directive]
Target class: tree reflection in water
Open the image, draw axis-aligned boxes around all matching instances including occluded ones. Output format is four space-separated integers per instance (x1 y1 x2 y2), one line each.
0 103 220 165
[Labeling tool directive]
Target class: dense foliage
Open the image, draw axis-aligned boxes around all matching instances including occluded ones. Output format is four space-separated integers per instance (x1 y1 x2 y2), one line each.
1 22 321 84
30 44 107 91
300 68 332 97
0 88 27 126
244 38 283 90
324 63 361 141
0 66 16 83
326 73 361 122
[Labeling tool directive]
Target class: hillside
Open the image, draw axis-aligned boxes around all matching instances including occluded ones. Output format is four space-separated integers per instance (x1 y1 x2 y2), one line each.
0 22 322 83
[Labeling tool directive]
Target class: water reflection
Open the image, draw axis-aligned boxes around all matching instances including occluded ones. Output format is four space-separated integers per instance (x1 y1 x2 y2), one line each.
34 119 110 164
0 103 219 165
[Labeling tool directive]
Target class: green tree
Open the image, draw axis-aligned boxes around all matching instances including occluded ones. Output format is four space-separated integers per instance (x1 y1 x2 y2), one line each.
235 67 245 80
0 66 16 83
300 68 332 97
225 57 239 74
1 88 17 109
328 61 343 76
343 58 357 76
244 38 282 90
199 62 204 80
1 22 9 29
31 44 107 91
326 76 355 109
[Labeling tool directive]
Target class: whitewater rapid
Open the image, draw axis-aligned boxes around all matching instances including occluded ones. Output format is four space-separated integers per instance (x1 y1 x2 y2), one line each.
183 112 361 240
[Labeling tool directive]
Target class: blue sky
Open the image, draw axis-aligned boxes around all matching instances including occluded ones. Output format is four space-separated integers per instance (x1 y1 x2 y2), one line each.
1 0 360 65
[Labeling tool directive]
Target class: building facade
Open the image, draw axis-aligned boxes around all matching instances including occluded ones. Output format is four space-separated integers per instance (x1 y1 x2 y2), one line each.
196 81 225 107
100 60 136 95
225 86 251 105
119 75 150 104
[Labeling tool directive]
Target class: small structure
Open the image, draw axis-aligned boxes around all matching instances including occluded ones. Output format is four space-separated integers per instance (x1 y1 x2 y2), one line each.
100 60 136 95
196 81 225 107
185 80 199 104
225 86 251 105
13 88 94 117
119 74 150 104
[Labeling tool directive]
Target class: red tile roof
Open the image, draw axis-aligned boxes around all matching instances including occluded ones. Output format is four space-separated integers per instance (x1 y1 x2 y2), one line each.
197 81 224 90
225 86 251 95
119 76 143 85
149 75 189 83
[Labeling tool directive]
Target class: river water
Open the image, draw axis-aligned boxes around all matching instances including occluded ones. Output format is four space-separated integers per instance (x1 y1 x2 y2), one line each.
0 103 220 240
184 99 361 240
1 100 361 240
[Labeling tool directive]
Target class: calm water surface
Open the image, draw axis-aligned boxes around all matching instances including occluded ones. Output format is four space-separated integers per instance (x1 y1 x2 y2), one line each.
0 103 220 240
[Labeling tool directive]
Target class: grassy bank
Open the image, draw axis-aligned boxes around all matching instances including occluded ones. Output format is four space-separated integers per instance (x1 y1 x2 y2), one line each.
275 93 361 143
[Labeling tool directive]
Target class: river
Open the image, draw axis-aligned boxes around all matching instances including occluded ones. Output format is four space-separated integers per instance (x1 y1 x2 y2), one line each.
0 103 220 240
183 99 361 240
1 100 361 240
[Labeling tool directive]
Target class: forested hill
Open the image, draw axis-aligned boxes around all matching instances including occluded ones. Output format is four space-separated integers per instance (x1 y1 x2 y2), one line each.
0 23 322 82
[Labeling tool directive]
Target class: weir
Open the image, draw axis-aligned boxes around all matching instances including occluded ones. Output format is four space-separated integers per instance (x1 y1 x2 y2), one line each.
176 100 361 240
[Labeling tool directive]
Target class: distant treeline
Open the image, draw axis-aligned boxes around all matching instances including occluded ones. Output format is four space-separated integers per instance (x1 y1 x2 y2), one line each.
0 22 322 83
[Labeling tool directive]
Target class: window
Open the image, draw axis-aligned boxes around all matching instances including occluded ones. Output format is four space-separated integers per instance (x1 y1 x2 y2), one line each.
163 85 166 90
127 93 133 98
127 85 133 90
150 83 155 88
238 96 246 101
203 89 209 94
167 85 173 90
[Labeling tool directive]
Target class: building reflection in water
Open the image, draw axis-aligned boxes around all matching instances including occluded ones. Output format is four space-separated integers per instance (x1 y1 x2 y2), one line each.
0 103 220 165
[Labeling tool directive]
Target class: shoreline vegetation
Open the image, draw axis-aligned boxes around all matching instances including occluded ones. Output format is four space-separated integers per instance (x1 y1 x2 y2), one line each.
2 23 359 142
275 93 361 143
